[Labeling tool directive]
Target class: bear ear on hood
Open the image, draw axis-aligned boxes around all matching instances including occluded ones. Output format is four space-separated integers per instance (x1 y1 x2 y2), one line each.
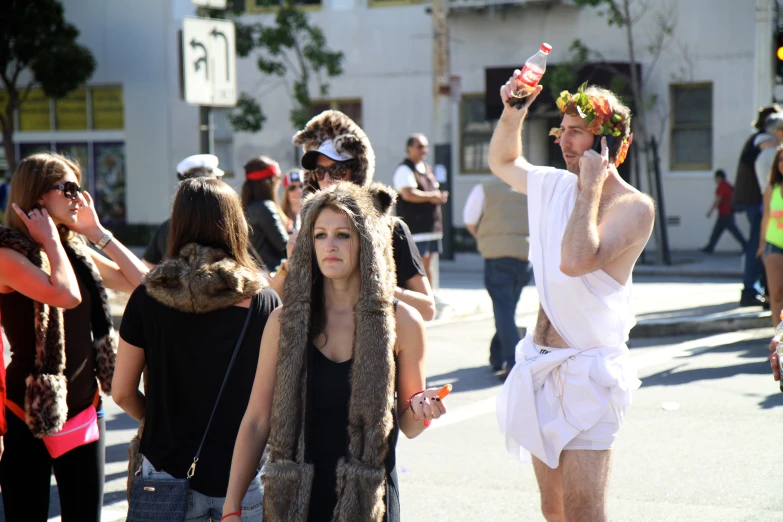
366 182 397 216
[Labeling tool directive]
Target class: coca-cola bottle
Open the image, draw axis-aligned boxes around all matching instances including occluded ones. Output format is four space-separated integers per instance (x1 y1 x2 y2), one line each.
508 43 552 109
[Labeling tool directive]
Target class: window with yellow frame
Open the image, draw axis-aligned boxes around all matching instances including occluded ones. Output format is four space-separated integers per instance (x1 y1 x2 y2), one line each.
311 99 362 128
669 82 712 171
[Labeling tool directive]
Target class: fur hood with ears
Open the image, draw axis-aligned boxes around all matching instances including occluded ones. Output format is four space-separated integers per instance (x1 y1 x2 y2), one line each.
262 182 398 522
292 110 375 197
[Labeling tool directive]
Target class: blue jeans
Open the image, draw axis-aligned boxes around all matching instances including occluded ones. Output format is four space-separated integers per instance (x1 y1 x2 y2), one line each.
484 257 532 367
141 457 264 522
737 203 765 299
704 213 746 252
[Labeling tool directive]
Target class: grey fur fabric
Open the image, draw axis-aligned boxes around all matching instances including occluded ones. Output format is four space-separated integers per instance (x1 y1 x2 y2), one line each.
262 182 398 522
0 227 116 437
143 243 264 313
293 110 376 197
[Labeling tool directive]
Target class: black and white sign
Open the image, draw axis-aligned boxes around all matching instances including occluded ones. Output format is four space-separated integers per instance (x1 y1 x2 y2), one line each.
191 0 228 8
182 17 237 107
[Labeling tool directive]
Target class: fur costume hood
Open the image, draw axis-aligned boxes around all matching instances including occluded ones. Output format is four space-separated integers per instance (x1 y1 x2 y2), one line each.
293 110 375 197
142 243 265 313
0 226 116 437
262 182 397 522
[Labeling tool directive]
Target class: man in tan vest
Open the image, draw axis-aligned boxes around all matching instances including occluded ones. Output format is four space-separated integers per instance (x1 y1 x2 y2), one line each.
464 176 531 380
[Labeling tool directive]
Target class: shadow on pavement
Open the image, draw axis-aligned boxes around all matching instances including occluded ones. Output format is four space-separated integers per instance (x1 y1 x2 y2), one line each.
636 301 744 321
427 364 502 393
642 361 769 388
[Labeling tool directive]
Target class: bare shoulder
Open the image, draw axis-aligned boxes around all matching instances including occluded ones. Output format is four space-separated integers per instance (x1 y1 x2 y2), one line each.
395 301 425 336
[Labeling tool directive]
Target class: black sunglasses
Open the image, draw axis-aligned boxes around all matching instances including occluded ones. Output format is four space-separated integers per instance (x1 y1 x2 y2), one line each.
310 162 354 182
286 182 303 191
49 181 82 200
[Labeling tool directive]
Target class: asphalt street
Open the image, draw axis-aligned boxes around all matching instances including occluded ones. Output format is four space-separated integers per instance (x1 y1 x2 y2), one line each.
2 277 781 522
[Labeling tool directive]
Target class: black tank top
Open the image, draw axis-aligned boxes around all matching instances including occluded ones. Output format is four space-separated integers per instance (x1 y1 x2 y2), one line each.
0 274 97 418
306 343 400 522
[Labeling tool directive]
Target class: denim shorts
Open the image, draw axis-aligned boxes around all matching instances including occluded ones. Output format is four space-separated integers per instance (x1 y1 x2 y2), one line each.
141 457 263 522
764 242 783 259
415 239 442 256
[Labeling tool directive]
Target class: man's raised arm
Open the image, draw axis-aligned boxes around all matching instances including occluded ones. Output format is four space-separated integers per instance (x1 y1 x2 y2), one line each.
488 74 544 195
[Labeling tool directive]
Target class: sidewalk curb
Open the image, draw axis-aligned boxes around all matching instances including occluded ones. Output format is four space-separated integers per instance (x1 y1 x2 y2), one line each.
630 310 772 339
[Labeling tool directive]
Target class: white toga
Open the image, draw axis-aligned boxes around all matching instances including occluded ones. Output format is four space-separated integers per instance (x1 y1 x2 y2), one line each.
496 168 641 468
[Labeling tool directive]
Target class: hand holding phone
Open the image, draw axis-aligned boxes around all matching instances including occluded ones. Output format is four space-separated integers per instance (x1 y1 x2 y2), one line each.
592 134 615 154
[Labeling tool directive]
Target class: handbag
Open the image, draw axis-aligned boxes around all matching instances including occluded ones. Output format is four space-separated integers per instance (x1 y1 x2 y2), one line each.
126 299 256 522
42 405 100 459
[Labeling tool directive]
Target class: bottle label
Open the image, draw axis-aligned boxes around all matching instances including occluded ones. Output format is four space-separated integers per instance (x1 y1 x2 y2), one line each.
519 63 544 87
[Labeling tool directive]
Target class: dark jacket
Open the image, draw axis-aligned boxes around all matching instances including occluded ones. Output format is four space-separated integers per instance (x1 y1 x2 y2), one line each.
246 200 288 270
733 131 766 206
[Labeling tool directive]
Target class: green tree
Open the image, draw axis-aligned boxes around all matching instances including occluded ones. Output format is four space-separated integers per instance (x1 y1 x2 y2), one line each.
0 0 96 173
203 0 344 133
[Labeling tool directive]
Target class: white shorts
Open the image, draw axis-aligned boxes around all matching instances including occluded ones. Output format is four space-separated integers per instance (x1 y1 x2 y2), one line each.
562 403 622 451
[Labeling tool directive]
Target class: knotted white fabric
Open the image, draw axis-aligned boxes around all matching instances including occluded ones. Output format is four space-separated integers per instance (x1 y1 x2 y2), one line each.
496 168 641 468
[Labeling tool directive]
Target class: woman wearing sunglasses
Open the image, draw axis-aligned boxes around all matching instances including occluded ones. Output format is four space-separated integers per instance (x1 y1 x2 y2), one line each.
0 152 148 522
270 111 437 321
281 169 304 232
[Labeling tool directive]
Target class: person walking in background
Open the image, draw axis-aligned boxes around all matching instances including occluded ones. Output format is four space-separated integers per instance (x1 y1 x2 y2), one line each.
732 105 781 308
463 177 532 379
113 177 280 522
280 168 304 232
393 133 449 284
142 154 226 269
0 153 148 522
241 156 289 272
223 182 445 522
758 147 783 326
700 169 746 254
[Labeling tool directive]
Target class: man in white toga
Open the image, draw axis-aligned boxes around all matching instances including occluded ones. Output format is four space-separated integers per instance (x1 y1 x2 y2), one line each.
489 74 655 522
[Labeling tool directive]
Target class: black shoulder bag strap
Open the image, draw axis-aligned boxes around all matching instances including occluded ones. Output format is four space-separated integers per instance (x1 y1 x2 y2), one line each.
186 294 257 479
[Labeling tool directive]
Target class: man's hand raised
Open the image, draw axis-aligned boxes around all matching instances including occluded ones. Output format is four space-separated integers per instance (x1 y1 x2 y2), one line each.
500 71 543 115
579 136 611 189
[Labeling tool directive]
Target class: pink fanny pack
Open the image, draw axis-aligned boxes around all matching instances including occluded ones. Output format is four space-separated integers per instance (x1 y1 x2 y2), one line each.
42 406 100 459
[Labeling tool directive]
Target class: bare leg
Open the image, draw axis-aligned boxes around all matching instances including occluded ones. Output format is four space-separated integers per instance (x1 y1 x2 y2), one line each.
561 449 613 522
764 253 783 327
532 455 565 522
421 253 433 283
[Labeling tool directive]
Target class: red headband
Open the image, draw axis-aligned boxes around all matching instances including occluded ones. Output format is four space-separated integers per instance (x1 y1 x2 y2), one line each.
246 164 280 181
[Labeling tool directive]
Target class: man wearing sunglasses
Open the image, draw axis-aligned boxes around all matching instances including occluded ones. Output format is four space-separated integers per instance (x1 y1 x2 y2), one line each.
271 110 436 320
142 154 225 269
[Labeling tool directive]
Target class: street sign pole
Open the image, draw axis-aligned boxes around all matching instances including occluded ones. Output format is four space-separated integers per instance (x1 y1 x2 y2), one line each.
199 106 214 155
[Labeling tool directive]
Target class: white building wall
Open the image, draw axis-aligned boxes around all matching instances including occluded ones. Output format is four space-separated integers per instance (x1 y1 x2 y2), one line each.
20 0 765 249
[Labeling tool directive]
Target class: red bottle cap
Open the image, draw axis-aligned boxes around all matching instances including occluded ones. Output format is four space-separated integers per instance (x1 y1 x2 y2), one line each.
540 43 552 54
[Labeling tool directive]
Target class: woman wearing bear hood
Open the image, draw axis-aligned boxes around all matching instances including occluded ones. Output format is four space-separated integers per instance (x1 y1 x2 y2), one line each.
222 182 447 522
269 110 436 321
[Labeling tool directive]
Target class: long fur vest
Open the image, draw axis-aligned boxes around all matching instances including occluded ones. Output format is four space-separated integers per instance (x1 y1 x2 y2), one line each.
0 226 116 437
262 182 398 522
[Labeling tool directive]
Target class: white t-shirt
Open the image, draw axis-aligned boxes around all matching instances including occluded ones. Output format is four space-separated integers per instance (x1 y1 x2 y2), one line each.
463 184 485 226
393 162 437 192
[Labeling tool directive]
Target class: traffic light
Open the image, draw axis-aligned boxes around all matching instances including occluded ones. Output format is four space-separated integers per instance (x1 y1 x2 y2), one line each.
777 31 783 78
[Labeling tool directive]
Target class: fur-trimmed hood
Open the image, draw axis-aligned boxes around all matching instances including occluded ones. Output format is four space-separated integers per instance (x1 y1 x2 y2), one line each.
292 110 375 197
143 243 265 313
0 226 116 437
262 182 398 522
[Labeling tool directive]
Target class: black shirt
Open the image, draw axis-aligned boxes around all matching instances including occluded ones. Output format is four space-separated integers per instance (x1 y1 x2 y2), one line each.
119 285 281 497
246 200 289 270
1 275 97 418
391 218 425 287
142 219 171 265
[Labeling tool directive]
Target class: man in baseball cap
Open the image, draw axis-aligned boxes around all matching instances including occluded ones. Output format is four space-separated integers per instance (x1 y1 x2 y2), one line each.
143 154 227 268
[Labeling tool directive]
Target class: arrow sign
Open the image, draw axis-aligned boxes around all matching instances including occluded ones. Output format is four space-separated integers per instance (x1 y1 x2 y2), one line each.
182 17 236 107
211 28 230 82
191 38 209 79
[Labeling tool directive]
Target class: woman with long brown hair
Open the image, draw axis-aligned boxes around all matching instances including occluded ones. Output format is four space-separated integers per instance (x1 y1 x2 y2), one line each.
113 177 280 522
242 156 289 270
223 182 447 522
280 169 304 231
758 145 783 325
0 152 148 521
